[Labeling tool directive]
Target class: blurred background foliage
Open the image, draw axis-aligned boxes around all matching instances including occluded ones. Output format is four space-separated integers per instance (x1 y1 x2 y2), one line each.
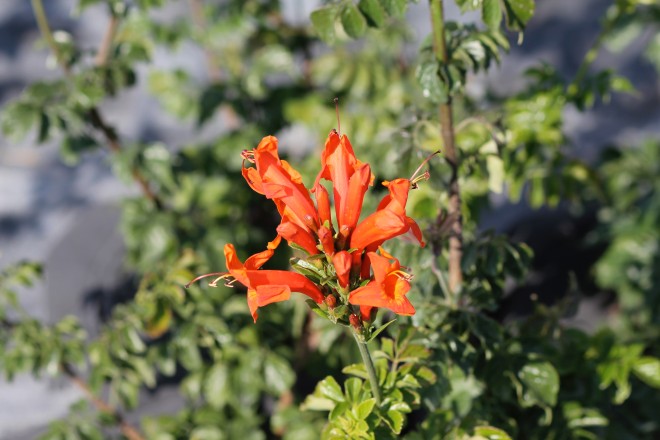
1 0 660 438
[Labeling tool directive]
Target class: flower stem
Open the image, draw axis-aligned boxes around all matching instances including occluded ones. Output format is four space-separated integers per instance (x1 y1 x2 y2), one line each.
353 332 382 406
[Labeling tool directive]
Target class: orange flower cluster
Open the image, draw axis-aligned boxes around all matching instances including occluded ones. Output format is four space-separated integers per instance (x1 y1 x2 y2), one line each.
190 130 426 326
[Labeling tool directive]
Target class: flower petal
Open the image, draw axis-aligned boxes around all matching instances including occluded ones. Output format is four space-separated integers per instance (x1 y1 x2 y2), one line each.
244 235 281 270
318 225 335 255
332 251 351 288
251 136 319 229
350 209 406 251
277 220 319 255
339 163 371 240
242 166 264 194
314 183 333 230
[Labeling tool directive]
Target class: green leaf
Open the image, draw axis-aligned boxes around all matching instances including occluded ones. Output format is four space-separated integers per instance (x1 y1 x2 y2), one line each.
456 0 483 11
329 401 350 421
384 409 404 434
644 33 660 73
603 20 644 53
117 380 139 409
359 0 387 27
301 394 336 411
204 364 229 409
311 7 338 45
132 358 156 388
291 258 326 280
366 318 396 342
517 361 559 408
398 344 431 362
380 0 408 16
562 401 609 429
342 363 369 380
341 3 368 39
502 0 534 31
632 357 660 389
416 60 448 104
318 376 345 402
474 426 513 440
60 135 100 166
354 398 376 420
264 352 295 394
190 426 225 440
123 328 146 353
345 377 364 404
482 0 502 29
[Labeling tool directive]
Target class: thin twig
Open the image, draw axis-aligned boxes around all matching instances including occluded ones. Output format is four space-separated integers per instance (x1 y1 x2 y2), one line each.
61 364 145 440
87 108 161 207
30 0 161 207
95 14 119 67
429 0 463 293
0 319 145 440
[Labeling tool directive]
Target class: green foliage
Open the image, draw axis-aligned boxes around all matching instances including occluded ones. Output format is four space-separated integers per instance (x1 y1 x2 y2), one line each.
310 0 409 44
303 329 434 438
594 140 660 334
417 24 509 104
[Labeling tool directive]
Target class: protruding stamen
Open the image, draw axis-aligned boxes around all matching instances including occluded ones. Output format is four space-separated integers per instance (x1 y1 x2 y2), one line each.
391 269 413 281
409 150 441 187
241 149 255 163
185 272 229 288
411 170 430 189
334 97 341 136
210 275 237 288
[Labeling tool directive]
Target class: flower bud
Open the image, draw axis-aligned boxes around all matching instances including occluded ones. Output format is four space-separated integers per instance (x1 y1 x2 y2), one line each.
349 313 362 331
325 294 337 309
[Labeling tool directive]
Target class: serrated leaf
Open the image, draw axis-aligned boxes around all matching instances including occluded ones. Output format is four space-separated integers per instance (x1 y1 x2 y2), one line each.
354 398 376 420
311 7 338 45
396 373 421 389
341 3 368 38
385 409 404 434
